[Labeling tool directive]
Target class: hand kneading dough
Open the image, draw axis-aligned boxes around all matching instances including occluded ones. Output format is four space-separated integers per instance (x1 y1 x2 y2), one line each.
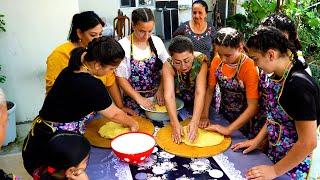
154 104 167 112
182 126 224 147
98 122 130 139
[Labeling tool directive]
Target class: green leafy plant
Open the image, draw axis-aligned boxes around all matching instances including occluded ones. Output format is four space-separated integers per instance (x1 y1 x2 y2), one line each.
0 13 5 32
0 65 6 83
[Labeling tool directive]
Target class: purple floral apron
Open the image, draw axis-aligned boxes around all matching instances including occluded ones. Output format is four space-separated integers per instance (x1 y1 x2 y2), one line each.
249 71 269 139
266 64 311 179
216 55 250 136
123 36 161 115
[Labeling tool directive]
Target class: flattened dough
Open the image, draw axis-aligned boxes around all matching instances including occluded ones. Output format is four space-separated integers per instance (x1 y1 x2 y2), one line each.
182 126 224 147
98 122 130 139
154 104 167 112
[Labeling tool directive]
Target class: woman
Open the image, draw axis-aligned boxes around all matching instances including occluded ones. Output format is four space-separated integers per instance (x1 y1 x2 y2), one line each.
116 8 170 115
173 0 216 60
45 11 135 115
163 36 208 144
23 37 139 175
260 12 312 75
201 28 259 138
0 88 7 148
34 133 91 180
232 27 319 179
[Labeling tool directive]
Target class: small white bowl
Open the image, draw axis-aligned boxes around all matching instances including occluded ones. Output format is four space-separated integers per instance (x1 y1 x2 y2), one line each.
140 97 184 121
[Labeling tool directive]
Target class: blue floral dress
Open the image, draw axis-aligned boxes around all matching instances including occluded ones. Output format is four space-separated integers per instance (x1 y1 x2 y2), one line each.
122 36 162 115
266 63 311 179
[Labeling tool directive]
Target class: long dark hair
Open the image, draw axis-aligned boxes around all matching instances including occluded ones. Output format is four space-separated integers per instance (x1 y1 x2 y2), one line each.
131 8 162 71
68 36 125 71
68 11 105 43
260 13 302 50
246 26 307 71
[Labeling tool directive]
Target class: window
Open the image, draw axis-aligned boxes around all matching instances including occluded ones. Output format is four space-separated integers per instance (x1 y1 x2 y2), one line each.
121 0 136 7
138 0 154 7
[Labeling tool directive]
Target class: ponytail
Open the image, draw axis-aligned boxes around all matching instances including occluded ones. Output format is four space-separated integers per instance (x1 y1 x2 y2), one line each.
287 42 308 71
68 47 86 71
148 37 162 72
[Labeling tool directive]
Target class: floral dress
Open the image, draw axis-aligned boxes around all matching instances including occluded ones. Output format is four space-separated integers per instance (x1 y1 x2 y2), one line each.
123 36 162 115
170 53 208 106
266 63 311 179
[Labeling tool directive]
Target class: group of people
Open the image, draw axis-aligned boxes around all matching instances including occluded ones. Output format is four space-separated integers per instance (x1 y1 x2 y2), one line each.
0 0 315 179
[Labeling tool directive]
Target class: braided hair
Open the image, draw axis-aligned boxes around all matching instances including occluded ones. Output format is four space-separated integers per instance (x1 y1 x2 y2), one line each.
68 36 125 71
246 26 307 71
131 8 162 72
214 27 243 48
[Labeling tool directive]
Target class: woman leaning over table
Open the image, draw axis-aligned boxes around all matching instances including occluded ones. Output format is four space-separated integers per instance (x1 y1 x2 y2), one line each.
22 37 139 176
173 0 216 60
163 36 208 144
116 8 170 115
232 27 319 179
45 11 135 115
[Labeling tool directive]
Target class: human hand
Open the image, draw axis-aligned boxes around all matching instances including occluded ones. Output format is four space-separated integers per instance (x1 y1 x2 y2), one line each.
205 124 232 136
121 107 138 116
66 168 89 180
231 139 258 154
187 121 198 142
199 118 210 128
171 122 183 144
128 118 139 132
246 165 277 180
154 89 165 106
138 97 155 111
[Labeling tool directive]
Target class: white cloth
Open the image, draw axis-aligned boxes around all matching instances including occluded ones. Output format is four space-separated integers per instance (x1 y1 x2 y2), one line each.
0 88 5 104
116 35 169 79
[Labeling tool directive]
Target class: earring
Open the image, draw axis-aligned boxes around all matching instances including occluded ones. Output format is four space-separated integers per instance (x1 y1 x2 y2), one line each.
79 39 82 42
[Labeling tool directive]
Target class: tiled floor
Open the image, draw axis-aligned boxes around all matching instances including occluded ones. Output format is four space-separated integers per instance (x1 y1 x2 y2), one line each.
0 152 31 179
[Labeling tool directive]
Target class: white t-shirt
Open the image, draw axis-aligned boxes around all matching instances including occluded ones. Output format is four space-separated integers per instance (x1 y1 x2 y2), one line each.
0 88 5 105
116 35 169 79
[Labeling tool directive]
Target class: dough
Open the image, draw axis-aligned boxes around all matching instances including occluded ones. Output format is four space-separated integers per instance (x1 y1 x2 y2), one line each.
98 122 130 139
154 104 167 112
182 126 224 147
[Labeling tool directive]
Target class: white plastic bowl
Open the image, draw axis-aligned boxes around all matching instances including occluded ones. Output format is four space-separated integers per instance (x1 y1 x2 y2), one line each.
111 132 155 164
140 97 184 121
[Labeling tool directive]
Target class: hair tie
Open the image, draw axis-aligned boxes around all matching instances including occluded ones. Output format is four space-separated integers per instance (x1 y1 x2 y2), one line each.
47 166 56 174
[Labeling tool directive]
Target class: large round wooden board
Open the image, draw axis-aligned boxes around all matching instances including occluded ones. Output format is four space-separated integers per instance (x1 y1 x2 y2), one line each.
156 119 231 158
84 116 154 148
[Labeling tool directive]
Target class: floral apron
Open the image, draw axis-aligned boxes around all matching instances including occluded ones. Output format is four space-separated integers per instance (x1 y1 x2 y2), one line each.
170 54 206 105
216 55 249 136
249 70 269 139
266 64 311 179
22 112 95 175
123 36 161 115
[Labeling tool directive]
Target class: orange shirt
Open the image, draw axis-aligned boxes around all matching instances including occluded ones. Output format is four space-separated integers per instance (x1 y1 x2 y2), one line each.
208 55 259 100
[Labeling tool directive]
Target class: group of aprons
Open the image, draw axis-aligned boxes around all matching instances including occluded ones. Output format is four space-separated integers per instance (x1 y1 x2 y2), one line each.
22 112 95 176
215 57 318 178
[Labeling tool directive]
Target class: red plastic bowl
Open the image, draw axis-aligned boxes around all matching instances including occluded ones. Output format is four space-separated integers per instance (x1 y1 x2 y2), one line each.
111 132 155 164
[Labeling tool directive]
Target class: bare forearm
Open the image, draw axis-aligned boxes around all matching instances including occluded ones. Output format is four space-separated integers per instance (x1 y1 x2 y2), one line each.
117 77 142 102
201 86 215 118
191 90 205 123
165 93 179 125
228 101 258 133
106 81 124 108
273 140 316 177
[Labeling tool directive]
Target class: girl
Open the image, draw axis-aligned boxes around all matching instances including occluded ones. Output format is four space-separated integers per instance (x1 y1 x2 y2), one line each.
23 37 138 175
232 27 319 179
45 11 135 115
116 8 170 115
201 27 259 137
163 35 208 144
34 133 91 180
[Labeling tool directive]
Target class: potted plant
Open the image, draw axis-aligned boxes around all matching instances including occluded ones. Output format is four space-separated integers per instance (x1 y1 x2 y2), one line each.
0 14 17 146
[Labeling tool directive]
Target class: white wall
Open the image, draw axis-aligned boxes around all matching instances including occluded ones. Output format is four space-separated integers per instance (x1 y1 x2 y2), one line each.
0 0 79 124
